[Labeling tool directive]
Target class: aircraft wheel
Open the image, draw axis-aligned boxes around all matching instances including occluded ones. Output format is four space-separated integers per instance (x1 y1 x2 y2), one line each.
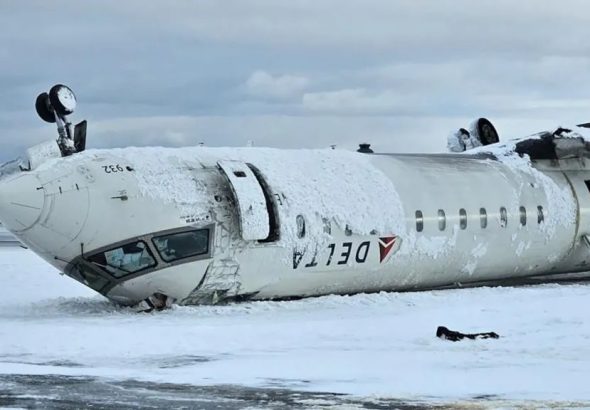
35 92 56 123
476 118 499 145
49 84 77 117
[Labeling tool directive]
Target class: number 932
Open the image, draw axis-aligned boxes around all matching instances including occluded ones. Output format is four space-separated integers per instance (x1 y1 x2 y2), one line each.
102 164 125 174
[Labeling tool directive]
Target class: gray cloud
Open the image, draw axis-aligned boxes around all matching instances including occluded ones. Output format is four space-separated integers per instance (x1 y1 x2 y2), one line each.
244 71 309 100
1 1 590 160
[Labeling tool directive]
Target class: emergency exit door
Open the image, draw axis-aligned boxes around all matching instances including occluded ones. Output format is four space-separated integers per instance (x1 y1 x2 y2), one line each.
217 160 270 241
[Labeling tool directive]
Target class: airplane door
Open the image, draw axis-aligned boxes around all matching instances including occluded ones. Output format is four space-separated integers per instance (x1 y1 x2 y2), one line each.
558 171 590 269
217 160 270 241
563 171 590 237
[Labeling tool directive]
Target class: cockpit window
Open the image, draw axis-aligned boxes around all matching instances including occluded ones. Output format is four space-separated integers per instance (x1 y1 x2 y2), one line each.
68 262 110 292
87 240 156 278
152 229 209 262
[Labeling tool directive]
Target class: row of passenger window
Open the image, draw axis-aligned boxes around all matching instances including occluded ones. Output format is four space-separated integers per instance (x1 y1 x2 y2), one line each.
414 206 544 232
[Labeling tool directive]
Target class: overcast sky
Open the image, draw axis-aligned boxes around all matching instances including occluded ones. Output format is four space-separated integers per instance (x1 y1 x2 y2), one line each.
2 1 590 160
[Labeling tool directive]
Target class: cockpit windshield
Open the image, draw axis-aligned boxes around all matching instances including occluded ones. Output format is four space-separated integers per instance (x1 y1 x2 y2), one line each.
152 229 209 262
67 262 110 292
78 227 213 288
87 240 157 278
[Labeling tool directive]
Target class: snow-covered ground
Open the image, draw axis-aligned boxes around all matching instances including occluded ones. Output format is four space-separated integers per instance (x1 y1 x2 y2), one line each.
1 247 590 408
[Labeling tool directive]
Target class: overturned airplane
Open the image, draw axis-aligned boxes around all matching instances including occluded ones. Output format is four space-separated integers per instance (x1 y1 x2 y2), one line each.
1 84 589 306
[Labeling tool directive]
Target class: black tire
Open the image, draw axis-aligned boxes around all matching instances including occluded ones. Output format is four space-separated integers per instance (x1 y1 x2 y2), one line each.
35 92 55 123
476 118 499 145
49 84 76 116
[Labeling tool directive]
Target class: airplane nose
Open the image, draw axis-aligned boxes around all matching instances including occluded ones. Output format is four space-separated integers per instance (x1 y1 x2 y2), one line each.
0 173 44 232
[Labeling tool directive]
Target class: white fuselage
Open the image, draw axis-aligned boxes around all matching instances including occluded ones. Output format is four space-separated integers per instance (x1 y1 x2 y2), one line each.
0 143 586 305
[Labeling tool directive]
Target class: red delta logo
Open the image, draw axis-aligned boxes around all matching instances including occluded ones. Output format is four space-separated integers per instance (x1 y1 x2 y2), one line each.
378 236 397 263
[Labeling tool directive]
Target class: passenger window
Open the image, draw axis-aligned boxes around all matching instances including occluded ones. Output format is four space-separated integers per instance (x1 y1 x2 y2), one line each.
537 206 544 224
459 208 467 230
152 229 210 262
480 208 487 229
87 241 156 278
415 210 424 232
345 225 353 236
438 209 446 231
296 215 306 238
500 207 508 228
519 206 527 226
322 217 331 235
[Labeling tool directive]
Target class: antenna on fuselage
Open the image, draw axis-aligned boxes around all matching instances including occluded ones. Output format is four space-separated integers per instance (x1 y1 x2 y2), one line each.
35 84 86 157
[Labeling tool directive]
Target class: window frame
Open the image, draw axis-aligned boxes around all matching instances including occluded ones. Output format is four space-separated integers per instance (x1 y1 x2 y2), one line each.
296 215 306 238
479 208 487 229
152 228 211 263
344 224 353 237
322 217 332 235
86 239 157 279
80 224 216 286
459 208 468 230
415 210 424 232
519 206 527 226
537 205 545 224
438 209 446 231
500 207 508 228
67 260 112 293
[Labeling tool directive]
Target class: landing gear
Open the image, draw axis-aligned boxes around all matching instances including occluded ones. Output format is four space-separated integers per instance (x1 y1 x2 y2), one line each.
136 292 175 313
447 118 500 153
35 93 56 123
48 84 77 117
34 84 86 157
474 118 499 146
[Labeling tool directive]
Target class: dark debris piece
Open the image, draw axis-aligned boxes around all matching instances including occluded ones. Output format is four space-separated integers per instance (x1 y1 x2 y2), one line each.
436 326 499 342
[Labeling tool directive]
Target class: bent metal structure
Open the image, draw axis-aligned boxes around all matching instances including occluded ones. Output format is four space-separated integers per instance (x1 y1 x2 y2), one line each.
0 85 589 306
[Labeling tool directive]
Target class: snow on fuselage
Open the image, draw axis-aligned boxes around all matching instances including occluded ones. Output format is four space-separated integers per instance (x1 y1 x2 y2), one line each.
0 143 585 305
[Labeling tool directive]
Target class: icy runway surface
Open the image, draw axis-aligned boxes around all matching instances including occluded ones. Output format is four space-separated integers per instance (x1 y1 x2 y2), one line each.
1 248 590 408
